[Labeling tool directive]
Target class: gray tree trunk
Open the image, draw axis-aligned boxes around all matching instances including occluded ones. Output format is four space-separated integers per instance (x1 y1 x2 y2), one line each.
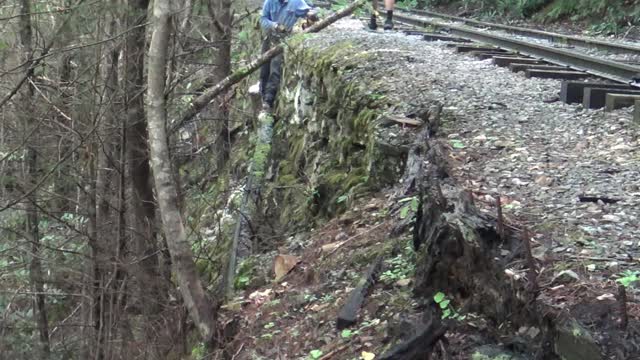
19 0 50 357
124 0 163 315
147 0 217 344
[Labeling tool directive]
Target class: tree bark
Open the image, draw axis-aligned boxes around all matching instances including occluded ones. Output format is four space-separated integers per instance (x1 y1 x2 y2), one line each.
147 0 216 344
19 0 50 357
124 0 163 316
208 0 232 170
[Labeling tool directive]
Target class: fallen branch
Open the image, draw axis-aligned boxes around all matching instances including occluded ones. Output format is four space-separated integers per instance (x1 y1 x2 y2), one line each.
379 318 446 360
171 0 367 133
336 256 383 329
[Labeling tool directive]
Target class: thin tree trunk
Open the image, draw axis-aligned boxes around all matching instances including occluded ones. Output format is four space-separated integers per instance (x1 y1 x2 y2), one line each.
147 0 217 344
95 12 121 359
19 0 50 357
124 0 163 316
208 0 232 170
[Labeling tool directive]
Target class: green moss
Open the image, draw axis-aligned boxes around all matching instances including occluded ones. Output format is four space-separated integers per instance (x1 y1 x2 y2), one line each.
262 36 407 231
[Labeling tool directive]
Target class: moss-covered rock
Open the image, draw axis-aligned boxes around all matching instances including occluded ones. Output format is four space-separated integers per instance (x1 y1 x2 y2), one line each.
471 345 527 360
266 37 413 229
554 319 603 360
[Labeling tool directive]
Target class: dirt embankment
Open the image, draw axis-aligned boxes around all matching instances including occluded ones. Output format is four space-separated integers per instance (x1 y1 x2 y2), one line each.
217 18 639 360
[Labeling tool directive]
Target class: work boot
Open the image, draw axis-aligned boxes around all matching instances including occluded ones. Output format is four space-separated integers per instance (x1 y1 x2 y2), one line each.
368 14 377 30
384 16 394 31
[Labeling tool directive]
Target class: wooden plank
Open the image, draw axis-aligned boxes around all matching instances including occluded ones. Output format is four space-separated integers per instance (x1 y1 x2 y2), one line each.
525 69 588 80
493 56 543 67
605 93 640 111
509 64 568 73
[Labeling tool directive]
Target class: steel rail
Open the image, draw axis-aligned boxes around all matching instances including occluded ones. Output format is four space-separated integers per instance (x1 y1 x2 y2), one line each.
394 13 640 85
405 9 640 56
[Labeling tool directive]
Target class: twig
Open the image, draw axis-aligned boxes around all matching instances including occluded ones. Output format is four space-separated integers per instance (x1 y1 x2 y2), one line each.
496 195 504 239
618 285 628 331
231 342 245 360
319 343 354 360
326 222 386 256
438 337 451 360
522 228 538 294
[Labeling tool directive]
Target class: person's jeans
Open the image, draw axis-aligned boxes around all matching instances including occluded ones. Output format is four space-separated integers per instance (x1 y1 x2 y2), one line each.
259 35 284 107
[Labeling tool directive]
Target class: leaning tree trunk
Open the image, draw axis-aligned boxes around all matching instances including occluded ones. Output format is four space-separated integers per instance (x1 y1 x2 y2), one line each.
146 0 217 344
19 0 50 357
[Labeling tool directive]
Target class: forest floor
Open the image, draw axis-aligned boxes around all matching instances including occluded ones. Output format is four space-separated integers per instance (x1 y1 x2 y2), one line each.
221 17 640 359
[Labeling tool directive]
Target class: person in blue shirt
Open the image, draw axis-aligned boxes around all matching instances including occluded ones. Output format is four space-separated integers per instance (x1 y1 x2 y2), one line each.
259 0 317 111
369 0 395 31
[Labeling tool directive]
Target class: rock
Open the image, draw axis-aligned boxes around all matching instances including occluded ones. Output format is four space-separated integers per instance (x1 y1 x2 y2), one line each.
601 214 620 223
511 178 529 186
552 269 580 284
606 261 620 271
534 175 553 187
554 319 603 360
471 345 529 360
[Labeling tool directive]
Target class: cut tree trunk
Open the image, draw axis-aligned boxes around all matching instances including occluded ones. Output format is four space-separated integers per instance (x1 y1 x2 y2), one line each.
412 137 537 329
147 0 217 344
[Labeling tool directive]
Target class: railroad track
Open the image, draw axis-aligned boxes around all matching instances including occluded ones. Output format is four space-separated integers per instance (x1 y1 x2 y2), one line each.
404 8 640 56
316 2 640 114
393 11 640 85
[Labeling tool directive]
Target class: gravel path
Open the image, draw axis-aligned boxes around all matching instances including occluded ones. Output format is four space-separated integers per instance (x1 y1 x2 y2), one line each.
306 17 640 282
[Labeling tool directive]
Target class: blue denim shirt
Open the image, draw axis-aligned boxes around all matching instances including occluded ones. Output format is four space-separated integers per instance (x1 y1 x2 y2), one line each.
260 0 313 31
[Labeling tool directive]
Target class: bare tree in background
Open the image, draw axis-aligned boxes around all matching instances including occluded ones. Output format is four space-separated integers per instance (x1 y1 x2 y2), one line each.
18 0 50 357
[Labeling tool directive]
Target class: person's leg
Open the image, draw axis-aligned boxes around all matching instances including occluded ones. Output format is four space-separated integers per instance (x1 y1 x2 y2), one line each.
384 0 394 30
259 37 271 99
369 0 378 30
263 53 283 108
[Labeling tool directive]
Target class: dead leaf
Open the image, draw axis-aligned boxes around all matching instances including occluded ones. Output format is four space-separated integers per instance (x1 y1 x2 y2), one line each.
596 293 615 301
274 254 300 281
248 289 272 306
321 241 345 253
385 114 423 126
361 351 376 360
309 303 330 312
395 278 412 287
